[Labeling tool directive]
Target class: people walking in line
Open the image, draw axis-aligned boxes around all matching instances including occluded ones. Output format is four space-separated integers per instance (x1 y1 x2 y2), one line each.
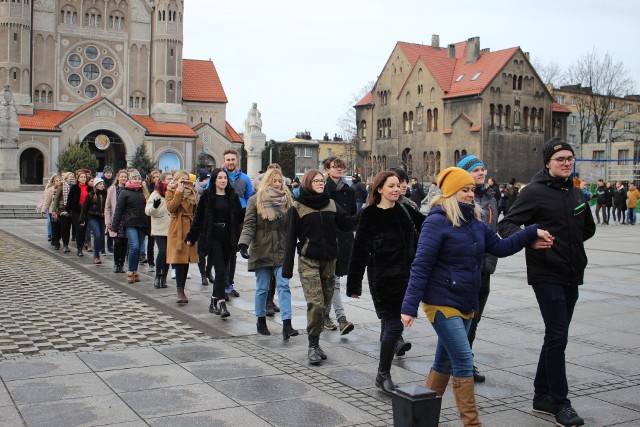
401 167 552 427
283 170 358 364
627 183 640 225
613 181 627 225
145 172 172 289
322 156 356 335
456 154 497 383
222 149 253 299
499 138 595 427
167 170 200 304
238 167 298 339
105 169 129 273
40 174 60 248
347 171 424 393
111 169 148 284
81 177 107 264
187 168 243 315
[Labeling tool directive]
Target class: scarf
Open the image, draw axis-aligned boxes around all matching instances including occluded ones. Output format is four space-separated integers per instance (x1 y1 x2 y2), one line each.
297 187 330 210
78 183 89 205
168 180 198 205
155 182 168 198
260 187 289 221
62 181 72 206
125 181 142 190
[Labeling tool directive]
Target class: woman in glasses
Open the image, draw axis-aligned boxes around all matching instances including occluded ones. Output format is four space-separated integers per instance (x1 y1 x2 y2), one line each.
283 169 358 364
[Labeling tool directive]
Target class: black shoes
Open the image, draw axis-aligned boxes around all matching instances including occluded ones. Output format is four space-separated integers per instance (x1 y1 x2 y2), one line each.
77 249 84 257
218 301 230 318
63 246 70 253
209 298 221 315
257 316 271 335
532 394 555 416
555 406 584 426
200 274 208 286
160 275 167 288
282 319 299 340
394 337 412 357
154 276 162 289
228 289 240 298
473 365 486 383
375 340 397 394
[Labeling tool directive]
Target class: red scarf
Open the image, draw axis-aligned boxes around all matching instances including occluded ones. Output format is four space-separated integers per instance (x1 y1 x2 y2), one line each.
78 184 89 205
155 182 168 198
126 181 142 190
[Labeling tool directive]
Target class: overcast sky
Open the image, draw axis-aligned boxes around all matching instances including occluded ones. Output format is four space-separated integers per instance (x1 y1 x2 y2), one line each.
183 0 640 141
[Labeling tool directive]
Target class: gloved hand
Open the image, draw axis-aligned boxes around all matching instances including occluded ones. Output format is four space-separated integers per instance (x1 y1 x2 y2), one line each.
238 244 250 259
153 198 161 208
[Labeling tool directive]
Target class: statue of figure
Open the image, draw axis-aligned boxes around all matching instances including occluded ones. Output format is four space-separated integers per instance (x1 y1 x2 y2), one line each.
244 102 262 133
0 85 18 121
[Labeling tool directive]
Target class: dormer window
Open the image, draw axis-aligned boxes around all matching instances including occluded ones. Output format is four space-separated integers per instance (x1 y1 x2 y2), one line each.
455 74 464 82
471 72 481 81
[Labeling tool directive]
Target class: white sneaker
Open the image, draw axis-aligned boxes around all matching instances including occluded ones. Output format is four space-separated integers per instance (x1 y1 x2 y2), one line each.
171 270 176 279
147 264 155 272
187 273 192 279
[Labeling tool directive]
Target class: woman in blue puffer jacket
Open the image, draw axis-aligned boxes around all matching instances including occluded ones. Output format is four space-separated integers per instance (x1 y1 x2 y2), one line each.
401 167 553 427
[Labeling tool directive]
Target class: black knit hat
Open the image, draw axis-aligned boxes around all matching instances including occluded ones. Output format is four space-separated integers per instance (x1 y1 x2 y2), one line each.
542 137 574 166
389 167 409 183
103 165 113 174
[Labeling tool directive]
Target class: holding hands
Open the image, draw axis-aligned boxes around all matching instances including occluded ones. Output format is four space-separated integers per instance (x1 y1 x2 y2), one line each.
531 228 554 249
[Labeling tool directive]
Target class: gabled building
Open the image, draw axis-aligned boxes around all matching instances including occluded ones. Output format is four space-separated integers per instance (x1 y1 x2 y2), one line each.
355 35 553 183
1 0 242 185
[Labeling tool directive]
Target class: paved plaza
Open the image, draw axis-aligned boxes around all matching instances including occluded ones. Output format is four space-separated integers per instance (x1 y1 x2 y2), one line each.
1 192 639 426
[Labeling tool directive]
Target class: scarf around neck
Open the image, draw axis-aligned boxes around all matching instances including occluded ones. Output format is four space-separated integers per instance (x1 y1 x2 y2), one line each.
297 187 330 210
155 182 168 198
260 187 289 221
168 180 197 205
126 181 142 190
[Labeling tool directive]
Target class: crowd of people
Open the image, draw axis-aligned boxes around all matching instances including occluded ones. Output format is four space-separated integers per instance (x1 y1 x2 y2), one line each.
39 137 640 426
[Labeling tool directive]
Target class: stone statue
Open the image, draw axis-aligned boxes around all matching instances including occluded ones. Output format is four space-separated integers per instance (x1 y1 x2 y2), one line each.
244 102 263 134
0 85 17 121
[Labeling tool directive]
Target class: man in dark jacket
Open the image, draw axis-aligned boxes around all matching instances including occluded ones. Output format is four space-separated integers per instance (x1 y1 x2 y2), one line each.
594 179 607 224
322 156 356 335
351 174 368 211
498 138 595 427
409 177 426 207
456 154 497 383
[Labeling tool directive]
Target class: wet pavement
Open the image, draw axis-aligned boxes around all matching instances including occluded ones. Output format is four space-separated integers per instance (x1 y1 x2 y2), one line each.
1 191 639 426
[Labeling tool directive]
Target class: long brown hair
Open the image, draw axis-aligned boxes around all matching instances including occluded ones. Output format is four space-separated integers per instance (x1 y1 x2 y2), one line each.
367 170 397 207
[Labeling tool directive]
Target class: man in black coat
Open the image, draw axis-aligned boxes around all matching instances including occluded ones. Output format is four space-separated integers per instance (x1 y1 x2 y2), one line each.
499 138 595 427
409 177 426 207
322 156 356 335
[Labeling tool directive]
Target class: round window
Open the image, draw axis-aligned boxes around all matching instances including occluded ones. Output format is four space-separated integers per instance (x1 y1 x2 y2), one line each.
102 57 115 71
85 46 99 59
85 85 98 98
68 74 81 87
101 76 114 89
83 64 99 80
68 54 81 67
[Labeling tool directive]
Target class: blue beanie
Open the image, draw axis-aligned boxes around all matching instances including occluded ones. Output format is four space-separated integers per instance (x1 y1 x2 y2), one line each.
457 154 485 172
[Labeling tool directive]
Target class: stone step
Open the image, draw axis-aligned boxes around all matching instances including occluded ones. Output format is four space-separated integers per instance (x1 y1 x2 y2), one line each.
0 205 42 219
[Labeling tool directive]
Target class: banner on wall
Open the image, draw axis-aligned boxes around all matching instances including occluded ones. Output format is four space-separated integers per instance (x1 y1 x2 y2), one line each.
95 134 111 151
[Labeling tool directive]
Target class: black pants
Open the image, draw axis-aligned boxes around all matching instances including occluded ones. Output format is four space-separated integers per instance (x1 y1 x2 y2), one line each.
71 211 85 250
614 204 626 223
173 264 189 288
113 237 128 267
468 271 491 348
209 240 231 300
59 215 72 246
155 236 168 277
147 235 155 266
381 316 404 344
51 219 61 246
107 235 114 252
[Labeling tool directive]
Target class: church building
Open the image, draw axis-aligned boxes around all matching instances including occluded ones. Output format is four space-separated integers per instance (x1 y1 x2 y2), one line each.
1 0 242 186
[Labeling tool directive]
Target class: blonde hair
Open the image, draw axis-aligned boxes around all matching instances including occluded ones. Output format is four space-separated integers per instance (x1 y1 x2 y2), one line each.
430 194 482 227
256 168 292 218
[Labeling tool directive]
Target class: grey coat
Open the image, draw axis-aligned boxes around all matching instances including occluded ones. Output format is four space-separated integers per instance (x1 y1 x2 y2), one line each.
476 185 498 274
238 194 290 272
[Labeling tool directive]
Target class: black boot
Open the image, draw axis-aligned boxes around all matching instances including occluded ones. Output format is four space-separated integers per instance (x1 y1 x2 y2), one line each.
282 318 299 340
77 248 84 257
209 298 221 314
375 341 397 393
207 271 214 284
219 301 230 318
200 274 209 286
160 275 168 288
308 335 322 364
257 316 271 335
154 276 162 289
394 336 412 357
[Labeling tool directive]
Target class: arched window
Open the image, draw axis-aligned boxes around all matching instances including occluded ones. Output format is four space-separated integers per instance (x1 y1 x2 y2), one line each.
531 107 537 130
518 76 523 90
408 111 414 132
461 149 467 158
454 150 461 165
377 119 382 138
383 119 388 138
403 112 408 132
523 107 529 129
505 105 511 128
109 11 125 29
430 87 435 103
387 119 391 137
435 151 441 175
85 8 101 27
427 109 433 131
360 120 367 141
497 105 503 127
60 5 77 24
538 108 544 131
433 108 438 131
490 104 495 127
34 90 40 102
512 75 517 90
47 91 52 103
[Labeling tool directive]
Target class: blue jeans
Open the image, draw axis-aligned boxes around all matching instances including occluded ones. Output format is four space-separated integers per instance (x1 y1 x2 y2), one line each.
46 213 52 238
255 266 292 320
627 207 637 225
431 311 474 378
532 283 579 409
125 227 146 272
87 218 105 256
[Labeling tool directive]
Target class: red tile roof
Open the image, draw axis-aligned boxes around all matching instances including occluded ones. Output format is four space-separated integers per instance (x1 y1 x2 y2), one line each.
183 59 228 103
355 92 374 107
225 121 243 143
552 102 572 113
396 41 520 100
59 97 105 124
18 110 71 131
131 115 197 137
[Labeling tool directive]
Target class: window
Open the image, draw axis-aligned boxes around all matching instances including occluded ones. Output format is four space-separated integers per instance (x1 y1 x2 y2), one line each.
13 32 17 41
68 74 81 87
427 109 433 131
101 76 113 89
624 104 632 113
556 95 565 104
455 74 464 82
68 54 81 67
109 12 125 29
505 105 511 128
571 116 576 125
609 102 616 110
85 46 98 59
85 10 101 27
637 105 640 114
471 72 481 81
304 147 312 158
624 122 632 130
433 108 438 131
618 149 629 165
570 96 576 106
102 57 114 70
409 111 414 132
490 104 495 127
609 120 615 129
296 147 300 158
326 148 332 157
83 63 99 80
84 85 97 98
592 150 604 161
569 134 576 143
497 105 503 127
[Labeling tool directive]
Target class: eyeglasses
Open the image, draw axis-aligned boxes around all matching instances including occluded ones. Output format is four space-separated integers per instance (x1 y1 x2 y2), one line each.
550 156 576 165
312 179 325 184
330 165 343 169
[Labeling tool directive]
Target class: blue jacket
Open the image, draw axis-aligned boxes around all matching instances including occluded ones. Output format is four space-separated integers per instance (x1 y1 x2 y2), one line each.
401 203 538 317
227 169 253 209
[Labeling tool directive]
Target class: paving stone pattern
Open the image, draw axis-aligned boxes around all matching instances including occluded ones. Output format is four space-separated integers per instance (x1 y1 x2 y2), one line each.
0 232 205 359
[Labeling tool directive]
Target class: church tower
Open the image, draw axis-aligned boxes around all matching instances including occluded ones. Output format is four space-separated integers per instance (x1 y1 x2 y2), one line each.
150 0 186 123
0 0 33 114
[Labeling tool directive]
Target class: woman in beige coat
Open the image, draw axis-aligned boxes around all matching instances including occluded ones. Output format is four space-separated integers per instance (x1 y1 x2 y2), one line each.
166 170 199 304
145 172 172 289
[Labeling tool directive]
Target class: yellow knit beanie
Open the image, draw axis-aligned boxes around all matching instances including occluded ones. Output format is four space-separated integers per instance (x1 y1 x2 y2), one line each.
437 167 475 197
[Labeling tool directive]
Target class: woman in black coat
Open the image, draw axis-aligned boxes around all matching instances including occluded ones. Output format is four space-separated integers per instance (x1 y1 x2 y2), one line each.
347 170 424 393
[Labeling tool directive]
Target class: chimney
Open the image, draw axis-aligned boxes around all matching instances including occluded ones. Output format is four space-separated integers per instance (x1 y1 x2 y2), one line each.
447 43 456 58
481 48 490 53
431 34 440 48
524 52 530 60
466 36 480 63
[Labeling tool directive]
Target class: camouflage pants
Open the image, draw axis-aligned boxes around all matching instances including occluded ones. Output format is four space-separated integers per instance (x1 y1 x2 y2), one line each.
298 256 336 336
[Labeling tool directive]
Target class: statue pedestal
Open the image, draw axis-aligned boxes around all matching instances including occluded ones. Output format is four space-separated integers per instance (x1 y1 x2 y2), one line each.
0 115 21 192
245 131 266 179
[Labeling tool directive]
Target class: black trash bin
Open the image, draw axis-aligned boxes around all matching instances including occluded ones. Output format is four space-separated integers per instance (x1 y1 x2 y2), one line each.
392 384 441 427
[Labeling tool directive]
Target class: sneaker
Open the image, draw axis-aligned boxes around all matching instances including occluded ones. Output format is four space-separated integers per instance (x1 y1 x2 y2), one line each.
229 289 240 298
555 406 584 427
532 395 555 416
323 315 338 331
147 264 155 273
93 257 102 264
473 365 486 383
139 255 147 264
186 272 191 279
337 316 354 335
171 270 176 279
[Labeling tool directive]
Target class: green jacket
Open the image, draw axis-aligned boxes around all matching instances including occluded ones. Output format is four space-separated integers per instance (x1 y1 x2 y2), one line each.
238 194 290 271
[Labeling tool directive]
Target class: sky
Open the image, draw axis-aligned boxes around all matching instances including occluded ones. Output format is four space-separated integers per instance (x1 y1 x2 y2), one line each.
183 0 640 142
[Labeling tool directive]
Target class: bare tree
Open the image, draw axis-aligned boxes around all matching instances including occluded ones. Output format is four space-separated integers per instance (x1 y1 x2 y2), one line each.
531 57 565 87
337 80 375 143
568 49 636 143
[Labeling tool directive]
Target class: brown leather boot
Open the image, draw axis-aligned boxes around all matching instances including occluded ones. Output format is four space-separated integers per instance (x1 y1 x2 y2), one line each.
451 377 481 426
134 271 140 282
126 271 136 284
425 368 451 396
176 287 189 304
